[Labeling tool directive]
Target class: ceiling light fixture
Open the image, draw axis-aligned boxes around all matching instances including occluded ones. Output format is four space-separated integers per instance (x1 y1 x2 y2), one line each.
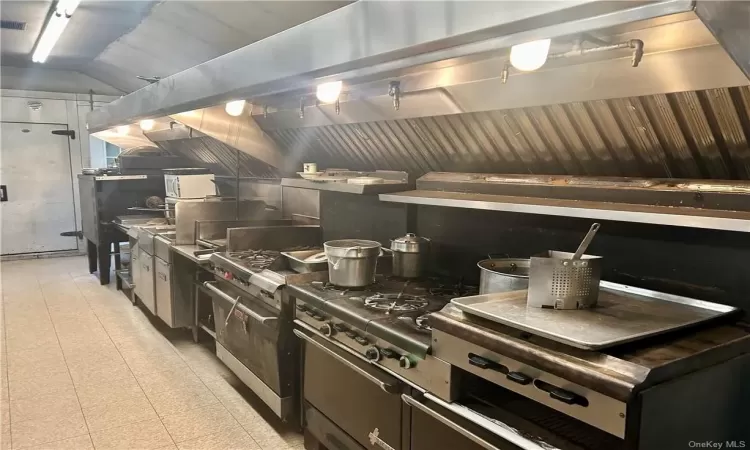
32 0 82 63
225 100 246 117
316 81 342 103
509 39 551 72
116 125 130 135
139 119 155 131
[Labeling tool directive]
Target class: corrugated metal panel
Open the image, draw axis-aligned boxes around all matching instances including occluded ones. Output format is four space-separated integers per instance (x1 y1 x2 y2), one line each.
265 86 750 179
157 136 278 178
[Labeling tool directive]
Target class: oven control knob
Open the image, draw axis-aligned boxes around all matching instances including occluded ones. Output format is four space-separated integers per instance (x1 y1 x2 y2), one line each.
345 330 359 339
365 347 381 362
399 355 416 369
354 336 369 346
319 323 334 337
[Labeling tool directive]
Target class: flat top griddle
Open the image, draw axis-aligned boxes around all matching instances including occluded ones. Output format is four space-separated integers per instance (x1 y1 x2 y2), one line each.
451 281 738 350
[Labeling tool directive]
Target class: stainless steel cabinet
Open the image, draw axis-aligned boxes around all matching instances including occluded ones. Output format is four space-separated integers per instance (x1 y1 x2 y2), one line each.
131 242 141 293
155 257 173 326
140 254 156 314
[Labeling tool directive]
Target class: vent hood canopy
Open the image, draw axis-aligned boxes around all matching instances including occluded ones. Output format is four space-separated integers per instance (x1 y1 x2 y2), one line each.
87 0 749 133
88 1 750 180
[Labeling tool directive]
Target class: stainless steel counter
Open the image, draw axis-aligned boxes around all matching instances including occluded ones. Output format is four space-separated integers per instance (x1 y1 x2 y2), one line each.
171 244 212 265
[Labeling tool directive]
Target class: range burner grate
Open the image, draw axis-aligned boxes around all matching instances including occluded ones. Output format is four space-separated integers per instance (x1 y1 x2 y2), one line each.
414 314 431 331
227 250 280 271
362 293 429 314
311 280 380 295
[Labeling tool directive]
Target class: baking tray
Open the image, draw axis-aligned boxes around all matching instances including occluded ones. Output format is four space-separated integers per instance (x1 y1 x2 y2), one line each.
451 281 739 350
282 249 328 273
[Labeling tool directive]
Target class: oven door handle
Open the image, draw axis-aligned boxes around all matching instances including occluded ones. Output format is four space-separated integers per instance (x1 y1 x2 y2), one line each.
203 281 277 327
293 329 399 394
403 395 501 450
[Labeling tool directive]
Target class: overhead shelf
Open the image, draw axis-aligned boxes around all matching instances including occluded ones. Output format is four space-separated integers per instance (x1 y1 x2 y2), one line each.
379 190 750 233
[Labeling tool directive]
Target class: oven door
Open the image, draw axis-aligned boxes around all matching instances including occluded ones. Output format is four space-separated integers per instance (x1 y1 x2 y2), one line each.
203 280 295 420
295 322 404 450
403 394 521 450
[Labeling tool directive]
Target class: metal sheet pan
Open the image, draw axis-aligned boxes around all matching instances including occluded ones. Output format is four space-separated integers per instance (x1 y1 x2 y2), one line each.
450 281 739 350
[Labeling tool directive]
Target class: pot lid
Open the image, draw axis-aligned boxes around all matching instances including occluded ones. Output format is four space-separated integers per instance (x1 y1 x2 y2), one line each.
391 233 430 252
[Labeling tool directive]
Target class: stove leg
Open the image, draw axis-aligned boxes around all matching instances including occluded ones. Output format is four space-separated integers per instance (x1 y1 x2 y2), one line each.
98 241 111 285
113 241 121 271
303 430 327 450
87 240 97 274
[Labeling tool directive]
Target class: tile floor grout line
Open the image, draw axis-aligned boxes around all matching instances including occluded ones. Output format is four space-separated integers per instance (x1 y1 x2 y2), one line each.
8 259 294 450
36 275 94 450
0 267 14 450
2 275 46 450
70 274 181 449
73 275 265 448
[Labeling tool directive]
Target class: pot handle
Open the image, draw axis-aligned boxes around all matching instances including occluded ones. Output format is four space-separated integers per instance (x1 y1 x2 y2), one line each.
487 253 509 259
381 248 392 254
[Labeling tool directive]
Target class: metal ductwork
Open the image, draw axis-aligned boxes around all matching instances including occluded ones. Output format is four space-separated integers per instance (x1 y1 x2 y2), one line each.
87 0 750 179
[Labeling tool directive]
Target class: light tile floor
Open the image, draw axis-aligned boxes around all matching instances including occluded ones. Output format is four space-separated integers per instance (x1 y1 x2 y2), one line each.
0 256 304 450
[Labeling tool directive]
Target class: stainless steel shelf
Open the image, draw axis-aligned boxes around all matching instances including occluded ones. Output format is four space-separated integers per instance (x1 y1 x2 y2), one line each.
281 178 409 195
379 190 750 233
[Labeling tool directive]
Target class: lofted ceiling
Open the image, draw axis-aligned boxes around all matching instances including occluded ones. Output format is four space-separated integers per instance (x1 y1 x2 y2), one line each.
0 0 349 93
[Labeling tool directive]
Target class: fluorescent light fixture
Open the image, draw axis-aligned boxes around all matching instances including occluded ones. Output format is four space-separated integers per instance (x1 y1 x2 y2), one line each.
225 100 246 117
32 0 82 63
116 125 130 135
139 119 155 131
509 39 551 72
316 81 342 103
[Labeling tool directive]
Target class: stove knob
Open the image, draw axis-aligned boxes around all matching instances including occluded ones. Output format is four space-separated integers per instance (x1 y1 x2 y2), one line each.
295 303 308 312
319 323 334 337
380 348 398 359
345 330 359 339
399 355 416 369
365 346 381 362
223 271 233 280
354 336 369 346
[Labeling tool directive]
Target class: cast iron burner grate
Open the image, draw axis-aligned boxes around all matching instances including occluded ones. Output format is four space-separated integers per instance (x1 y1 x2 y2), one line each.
414 314 431 331
227 250 280 271
361 293 429 314
311 280 382 294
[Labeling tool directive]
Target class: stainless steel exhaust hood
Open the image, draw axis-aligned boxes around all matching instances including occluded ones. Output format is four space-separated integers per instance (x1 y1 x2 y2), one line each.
87 1 749 134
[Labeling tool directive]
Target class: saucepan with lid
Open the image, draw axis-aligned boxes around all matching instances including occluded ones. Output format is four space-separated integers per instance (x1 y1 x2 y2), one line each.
386 233 431 279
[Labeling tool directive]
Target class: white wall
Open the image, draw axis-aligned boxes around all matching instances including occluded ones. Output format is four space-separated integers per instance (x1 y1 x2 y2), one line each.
1 89 119 253
0 66 123 96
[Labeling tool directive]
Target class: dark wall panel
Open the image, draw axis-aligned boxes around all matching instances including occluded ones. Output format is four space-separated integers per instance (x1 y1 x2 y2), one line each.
319 192 412 247
416 206 750 313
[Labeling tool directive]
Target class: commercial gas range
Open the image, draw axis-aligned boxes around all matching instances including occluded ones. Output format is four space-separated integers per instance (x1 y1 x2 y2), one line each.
288 275 479 450
291 274 750 450
202 248 325 426
428 303 750 450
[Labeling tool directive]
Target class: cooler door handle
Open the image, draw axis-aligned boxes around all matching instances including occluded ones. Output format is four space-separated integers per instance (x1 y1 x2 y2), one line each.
0 185 7 202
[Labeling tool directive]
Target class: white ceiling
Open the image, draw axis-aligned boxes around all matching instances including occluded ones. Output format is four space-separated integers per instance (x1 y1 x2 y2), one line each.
1 0 349 93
